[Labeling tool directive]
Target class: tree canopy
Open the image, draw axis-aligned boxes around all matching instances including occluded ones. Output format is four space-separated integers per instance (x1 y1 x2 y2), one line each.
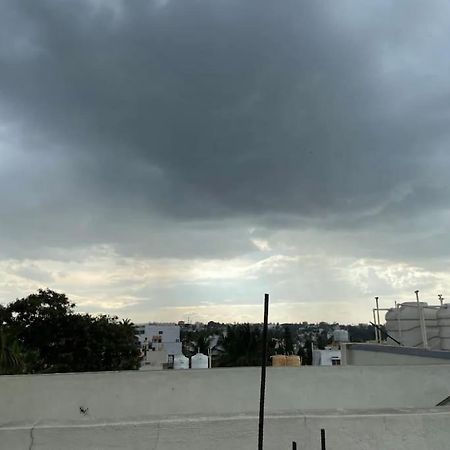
0 289 140 375
217 323 277 367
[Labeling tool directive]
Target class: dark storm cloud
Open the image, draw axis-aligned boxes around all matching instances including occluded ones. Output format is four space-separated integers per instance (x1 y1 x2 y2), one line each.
1 0 450 257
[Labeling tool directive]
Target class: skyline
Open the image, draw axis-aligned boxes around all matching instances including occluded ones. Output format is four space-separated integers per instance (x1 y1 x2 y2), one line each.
1 0 450 324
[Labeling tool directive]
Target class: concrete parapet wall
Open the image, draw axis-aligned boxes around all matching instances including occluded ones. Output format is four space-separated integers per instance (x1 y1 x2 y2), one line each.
342 343 450 366
2 366 450 426
2 366 450 449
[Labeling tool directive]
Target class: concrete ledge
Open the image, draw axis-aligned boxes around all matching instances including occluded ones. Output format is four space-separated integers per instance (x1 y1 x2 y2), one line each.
2 366 450 426
2 408 450 450
345 343 450 359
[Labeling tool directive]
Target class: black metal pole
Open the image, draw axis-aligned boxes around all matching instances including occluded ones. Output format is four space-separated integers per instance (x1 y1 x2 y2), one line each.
292 442 297 450
369 321 402 346
320 428 326 450
258 293 270 450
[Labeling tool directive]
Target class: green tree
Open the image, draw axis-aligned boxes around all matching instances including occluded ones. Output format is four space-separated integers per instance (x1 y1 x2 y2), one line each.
0 329 26 375
217 323 276 367
282 325 294 354
317 330 330 350
299 337 313 365
1 289 141 374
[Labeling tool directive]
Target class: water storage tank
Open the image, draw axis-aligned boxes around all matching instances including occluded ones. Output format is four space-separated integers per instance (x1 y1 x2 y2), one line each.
385 307 400 344
173 354 189 370
333 329 349 343
385 302 440 348
425 307 440 349
191 352 209 369
438 304 450 350
271 355 286 367
286 355 301 367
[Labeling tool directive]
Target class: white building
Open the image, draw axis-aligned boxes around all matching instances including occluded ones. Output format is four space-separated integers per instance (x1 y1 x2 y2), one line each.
135 324 182 370
312 348 342 366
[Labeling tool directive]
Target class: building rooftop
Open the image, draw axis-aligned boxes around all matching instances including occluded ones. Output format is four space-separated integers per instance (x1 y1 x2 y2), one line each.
1 365 450 449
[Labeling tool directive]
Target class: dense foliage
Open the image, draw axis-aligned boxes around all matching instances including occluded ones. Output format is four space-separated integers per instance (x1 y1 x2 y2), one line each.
218 323 275 366
181 321 376 366
0 289 140 374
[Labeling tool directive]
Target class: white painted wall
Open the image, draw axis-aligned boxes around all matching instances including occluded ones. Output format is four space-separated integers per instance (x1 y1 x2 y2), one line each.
135 324 182 369
312 349 342 366
342 343 450 366
135 324 182 356
1 366 450 449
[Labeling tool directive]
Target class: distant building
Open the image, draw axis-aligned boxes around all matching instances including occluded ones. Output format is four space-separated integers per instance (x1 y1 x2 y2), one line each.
312 348 342 366
134 324 182 370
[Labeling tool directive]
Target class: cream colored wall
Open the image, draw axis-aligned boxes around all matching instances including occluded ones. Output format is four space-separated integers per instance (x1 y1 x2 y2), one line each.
2 366 450 449
342 343 450 366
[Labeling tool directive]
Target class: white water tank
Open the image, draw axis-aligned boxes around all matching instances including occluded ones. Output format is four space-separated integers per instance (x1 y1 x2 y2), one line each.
426 308 441 349
173 354 189 370
191 352 209 369
385 307 398 338
385 302 440 348
333 329 349 343
438 304 450 350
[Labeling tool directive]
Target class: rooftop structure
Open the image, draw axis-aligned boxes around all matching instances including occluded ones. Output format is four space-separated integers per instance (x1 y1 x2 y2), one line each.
134 324 182 370
342 342 450 366
1 365 450 449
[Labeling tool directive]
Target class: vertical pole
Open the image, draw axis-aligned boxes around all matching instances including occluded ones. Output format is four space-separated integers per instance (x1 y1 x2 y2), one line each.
375 297 381 342
292 442 297 450
415 290 428 348
321 428 326 450
372 310 379 343
258 293 270 450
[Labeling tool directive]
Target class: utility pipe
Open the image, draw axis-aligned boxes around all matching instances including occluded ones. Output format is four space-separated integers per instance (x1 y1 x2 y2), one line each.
375 297 382 331
415 290 428 349
372 309 379 343
396 302 402 343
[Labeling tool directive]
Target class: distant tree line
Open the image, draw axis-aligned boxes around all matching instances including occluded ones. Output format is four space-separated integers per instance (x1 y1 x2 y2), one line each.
181 321 376 367
0 289 141 375
1 289 377 374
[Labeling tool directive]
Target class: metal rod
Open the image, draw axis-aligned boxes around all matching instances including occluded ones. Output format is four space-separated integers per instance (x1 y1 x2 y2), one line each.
415 290 428 348
370 322 402 346
372 309 380 343
375 297 381 342
258 293 269 450
321 428 326 450
292 442 297 450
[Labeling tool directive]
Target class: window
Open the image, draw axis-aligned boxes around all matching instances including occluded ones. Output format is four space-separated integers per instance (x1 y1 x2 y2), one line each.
331 358 341 366
158 330 163 335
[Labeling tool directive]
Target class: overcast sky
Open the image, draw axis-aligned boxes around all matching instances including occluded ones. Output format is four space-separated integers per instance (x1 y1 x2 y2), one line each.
1 0 450 324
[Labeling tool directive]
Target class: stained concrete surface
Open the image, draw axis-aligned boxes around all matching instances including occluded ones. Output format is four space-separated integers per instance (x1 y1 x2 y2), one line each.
1 366 450 449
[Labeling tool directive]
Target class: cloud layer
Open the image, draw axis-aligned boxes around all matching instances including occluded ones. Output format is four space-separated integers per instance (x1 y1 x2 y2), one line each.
1 0 450 322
